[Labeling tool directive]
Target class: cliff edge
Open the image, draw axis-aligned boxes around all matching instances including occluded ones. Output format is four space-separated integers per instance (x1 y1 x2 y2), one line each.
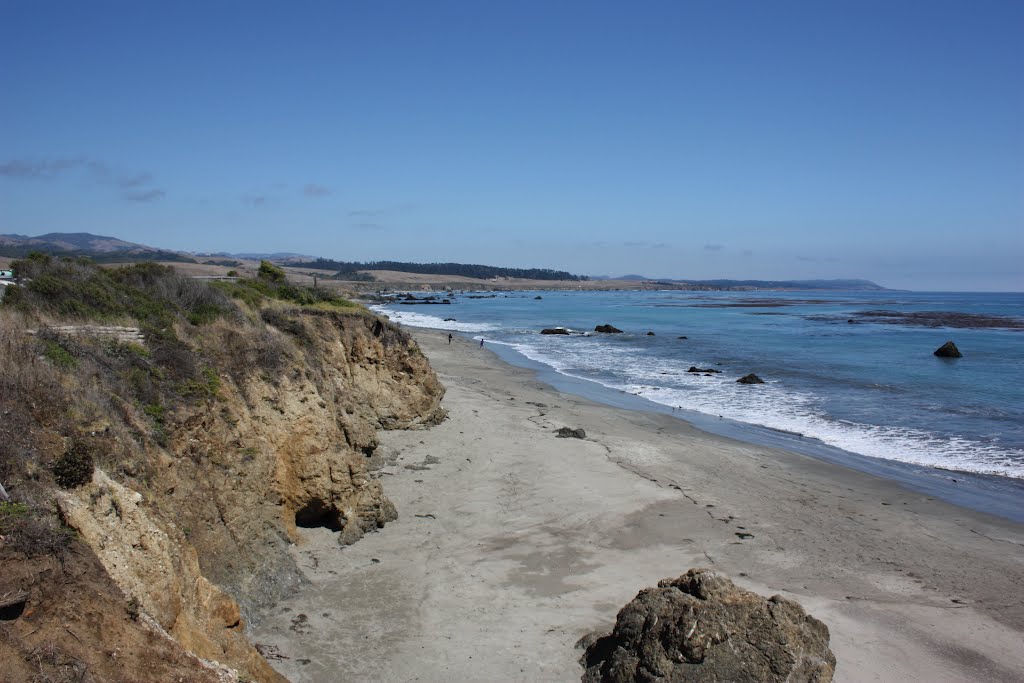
0 257 444 682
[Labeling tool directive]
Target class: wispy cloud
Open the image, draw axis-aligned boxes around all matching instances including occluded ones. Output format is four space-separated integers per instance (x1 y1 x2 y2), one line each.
704 243 724 251
0 156 165 201
623 240 670 249
243 194 269 207
119 172 153 188
123 188 166 202
798 254 841 264
353 222 384 231
0 158 83 179
348 202 415 217
304 183 332 198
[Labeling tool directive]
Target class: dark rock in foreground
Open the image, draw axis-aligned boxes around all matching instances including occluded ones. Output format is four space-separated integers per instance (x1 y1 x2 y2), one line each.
595 324 623 333
647 331 656 336
580 568 835 683
541 328 571 335
555 427 586 439
737 373 765 384
688 366 721 374
934 341 962 358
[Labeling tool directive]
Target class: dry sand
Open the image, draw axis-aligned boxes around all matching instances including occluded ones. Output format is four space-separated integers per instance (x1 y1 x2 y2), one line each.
252 328 1024 683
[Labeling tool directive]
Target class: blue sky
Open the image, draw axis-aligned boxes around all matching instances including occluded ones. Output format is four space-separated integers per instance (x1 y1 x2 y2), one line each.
1 1 1021 290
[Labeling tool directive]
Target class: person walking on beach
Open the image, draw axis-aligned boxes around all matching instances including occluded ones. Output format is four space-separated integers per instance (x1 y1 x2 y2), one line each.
448 333 453 344
480 338 484 347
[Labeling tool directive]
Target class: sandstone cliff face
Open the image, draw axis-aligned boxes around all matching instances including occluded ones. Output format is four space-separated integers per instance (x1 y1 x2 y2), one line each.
1 305 445 683
145 311 445 622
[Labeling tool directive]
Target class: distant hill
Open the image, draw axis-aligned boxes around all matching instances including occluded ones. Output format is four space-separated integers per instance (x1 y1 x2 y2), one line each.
589 275 888 290
0 232 195 263
226 252 315 261
672 278 888 291
289 258 588 282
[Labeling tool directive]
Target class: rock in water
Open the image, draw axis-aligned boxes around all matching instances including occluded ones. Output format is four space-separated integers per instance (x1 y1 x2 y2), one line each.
737 373 765 384
541 327 571 335
934 341 962 358
595 324 623 333
555 427 586 439
580 568 836 683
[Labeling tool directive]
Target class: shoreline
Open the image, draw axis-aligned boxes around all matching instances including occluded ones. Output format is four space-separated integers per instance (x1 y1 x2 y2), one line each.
481 336 1024 523
252 327 1024 683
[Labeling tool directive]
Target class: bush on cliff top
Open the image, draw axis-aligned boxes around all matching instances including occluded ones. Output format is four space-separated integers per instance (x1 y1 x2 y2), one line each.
213 275 360 310
5 253 237 328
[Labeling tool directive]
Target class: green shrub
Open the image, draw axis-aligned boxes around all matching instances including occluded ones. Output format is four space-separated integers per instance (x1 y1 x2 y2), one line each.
258 260 286 283
179 367 221 399
0 501 29 534
52 441 95 489
4 257 237 330
42 340 76 369
126 596 141 621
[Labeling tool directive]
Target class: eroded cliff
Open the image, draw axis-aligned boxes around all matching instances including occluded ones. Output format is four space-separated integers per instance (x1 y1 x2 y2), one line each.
0 258 444 682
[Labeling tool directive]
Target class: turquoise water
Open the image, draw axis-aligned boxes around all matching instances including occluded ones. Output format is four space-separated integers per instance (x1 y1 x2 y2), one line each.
374 290 1024 481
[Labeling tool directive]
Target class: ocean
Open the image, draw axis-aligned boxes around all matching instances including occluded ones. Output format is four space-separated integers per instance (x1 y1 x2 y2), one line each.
372 290 1024 488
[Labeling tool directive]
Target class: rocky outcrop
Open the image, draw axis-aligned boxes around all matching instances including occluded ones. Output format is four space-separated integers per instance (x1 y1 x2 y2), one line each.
934 341 962 358
595 324 623 333
542 327 571 335
737 373 765 384
580 568 835 683
556 427 587 439
688 366 721 374
57 471 283 682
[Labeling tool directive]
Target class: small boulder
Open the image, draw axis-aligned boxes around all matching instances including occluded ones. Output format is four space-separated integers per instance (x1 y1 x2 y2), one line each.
677 335 688 340
646 331 656 336
535 295 543 300
444 318 456 322
737 373 764 384
934 341 962 358
580 568 835 683
541 327 571 335
595 324 623 333
555 427 586 439
688 366 721 374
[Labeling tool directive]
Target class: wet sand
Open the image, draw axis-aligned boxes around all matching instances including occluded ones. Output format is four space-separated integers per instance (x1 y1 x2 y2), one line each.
252 328 1024 682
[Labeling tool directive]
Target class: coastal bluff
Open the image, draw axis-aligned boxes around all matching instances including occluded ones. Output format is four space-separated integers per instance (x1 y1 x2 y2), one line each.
0 260 445 682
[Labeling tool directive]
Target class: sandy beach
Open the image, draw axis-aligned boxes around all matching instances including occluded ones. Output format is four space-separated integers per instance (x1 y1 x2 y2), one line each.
252 328 1024 683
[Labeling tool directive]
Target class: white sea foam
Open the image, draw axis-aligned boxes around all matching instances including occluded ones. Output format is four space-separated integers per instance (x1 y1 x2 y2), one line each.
371 306 499 333
504 337 1024 479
